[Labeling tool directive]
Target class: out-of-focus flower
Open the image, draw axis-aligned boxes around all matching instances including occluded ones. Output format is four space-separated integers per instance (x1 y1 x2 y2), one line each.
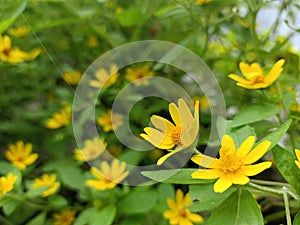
290 103 300 113
164 189 203 225
63 70 82 85
0 35 40 64
87 35 99 48
5 140 38 170
46 107 71 129
32 174 60 197
193 96 209 111
89 64 119 88
86 159 129 191
0 173 17 198
141 98 199 165
125 64 154 86
74 137 107 162
97 110 124 132
195 0 211 5
295 149 300 169
8 26 30 37
228 59 285 89
192 135 272 193
53 209 76 225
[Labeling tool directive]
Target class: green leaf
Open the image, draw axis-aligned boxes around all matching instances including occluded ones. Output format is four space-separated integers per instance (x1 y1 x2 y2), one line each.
189 184 236 211
0 161 16 175
227 125 256 147
48 195 68 207
231 103 280 128
89 205 116 225
272 146 300 195
74 207 97 225
294 212 300 225
118 188 157 214
120 216 143 225
115 8 143 27
3 197 21 216
141 169 213 184
156 183 175 211
25 212 46 225
207 189 264 225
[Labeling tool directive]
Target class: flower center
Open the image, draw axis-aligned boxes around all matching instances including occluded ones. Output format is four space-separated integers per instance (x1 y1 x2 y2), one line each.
2 47 11 56
179 209 188 218
171 126 182 145
219 151 243 173
250 74 265 84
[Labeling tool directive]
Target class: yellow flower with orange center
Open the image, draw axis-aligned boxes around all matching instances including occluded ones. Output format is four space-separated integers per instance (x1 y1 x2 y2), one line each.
0 173 17 198
164 189 203 225
228 59 285 89
53 209 76 225
96 110 124 132
5 140 38 170
125 64 154 86
295 149 300 169
31 174 60 197
192 135 272 193
63 70 82 85
86 159 129 191
46 107 71 129
141 98 199 165
74 137 107 162
0 35 41 64
8 26 30 37
89 64 119 88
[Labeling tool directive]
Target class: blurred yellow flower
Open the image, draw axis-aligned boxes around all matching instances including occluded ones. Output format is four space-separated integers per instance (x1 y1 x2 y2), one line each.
89 64 119 88
192 135 272 193
8 26 30 37
0 35 41 64
63 70 82 85
228 59 285 89
32 174 60 197
295 149 300 169
86 159 129 191
74 137 107 162
141 98 199 165
87 35 99 47
97 110 124 132
0 173 17 198
164 189 203 225
193 96 209 111
46 107 71 129
195 0 211 5
5 140 38 170
125 64 154 86
53 209 76 225
290 102 300 112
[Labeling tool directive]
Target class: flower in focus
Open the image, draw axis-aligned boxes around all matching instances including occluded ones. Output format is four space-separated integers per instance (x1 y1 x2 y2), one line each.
192 135 272 193
125 64 154 86
0 35 40 64
8 26 30 37
53 209 76 225
164 189 203 225
195 0 211 5
140 98 199 165
89 64 119 88
5 140 38 170
46 107 71 129
86 159 129 191
63 70 82 85
0 173 17 198
74 137 107 162
228 59 285 89
32 174 60 197
295 149 300 169
97 110 124 132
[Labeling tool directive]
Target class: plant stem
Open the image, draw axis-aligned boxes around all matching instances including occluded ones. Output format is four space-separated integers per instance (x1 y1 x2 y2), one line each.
282 187 292 225
248 182 283 195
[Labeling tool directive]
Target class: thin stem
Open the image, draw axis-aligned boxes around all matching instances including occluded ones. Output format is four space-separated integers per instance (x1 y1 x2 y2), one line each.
248 182 283 195
251 179 291 188
282 187 292 225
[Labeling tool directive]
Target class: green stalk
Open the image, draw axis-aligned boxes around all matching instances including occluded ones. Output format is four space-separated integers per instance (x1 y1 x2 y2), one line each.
282 187 292 225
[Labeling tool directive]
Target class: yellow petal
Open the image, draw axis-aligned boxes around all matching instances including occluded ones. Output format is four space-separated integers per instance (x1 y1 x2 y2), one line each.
232 172 250 185
25 153 38 165
237 136 256 157
243 162 272 176
228 74 253 84
213 174 233 193
169 102 181 126
150 115 175 133
157 148 182 165
236 82 269 89
177 98 194 127
295 149 300 161
295 160 300 169
191 169 221 179
220 135 236 156
191 154 219 168
240 62 263 79
264 59 285 84
243 140 271 164
175 189 184 206
188 212 204 223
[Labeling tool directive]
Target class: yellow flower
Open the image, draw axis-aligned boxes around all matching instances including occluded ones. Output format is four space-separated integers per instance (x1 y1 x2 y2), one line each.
8 26 30 37
125 64 154 86
295 149 300 169
86 159 129 191
0 173 17 198
290 103 300 113
0 35 41 64
96 110 124 132
164 189 203 225
228 59 285 89
193 96 209 111
32 174 60 197
74 137 107 162
192 135 272 193
53 209 76 225
140 98 199 165
195 0 211 5
5 140 38 170
89 64 119 88
63 70 82 85
87 35 99 47
46 107 71 129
